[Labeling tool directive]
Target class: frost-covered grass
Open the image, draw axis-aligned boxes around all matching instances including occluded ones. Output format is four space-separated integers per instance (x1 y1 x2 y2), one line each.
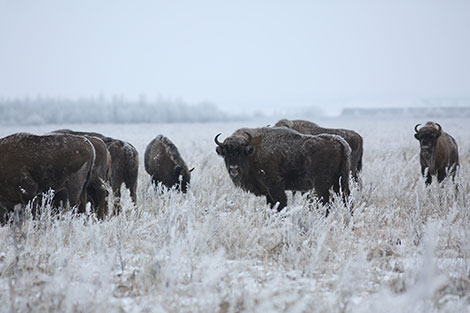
0 117 469 313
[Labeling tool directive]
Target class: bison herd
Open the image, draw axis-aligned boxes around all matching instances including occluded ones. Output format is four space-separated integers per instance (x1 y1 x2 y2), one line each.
0 119 460 224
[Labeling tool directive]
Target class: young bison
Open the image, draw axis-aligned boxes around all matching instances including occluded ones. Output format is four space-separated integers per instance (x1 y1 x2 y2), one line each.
145 135 192 193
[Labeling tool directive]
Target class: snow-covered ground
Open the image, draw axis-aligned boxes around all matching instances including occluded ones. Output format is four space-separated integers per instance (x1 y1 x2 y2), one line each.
0 117 469 313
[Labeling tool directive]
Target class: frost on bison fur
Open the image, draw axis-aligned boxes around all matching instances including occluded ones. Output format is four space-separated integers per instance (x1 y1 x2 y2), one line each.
215 127 351 211
414 121 459 185
0 133 95 224
103 138 139 210
144 135 192 193
52 130 112 219
275 119 363 180
54 129 139 211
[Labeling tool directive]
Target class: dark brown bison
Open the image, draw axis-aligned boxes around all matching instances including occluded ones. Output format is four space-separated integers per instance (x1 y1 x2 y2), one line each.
274 119 363 180
215 127 351 211
54 129 139 212
105 138 139 211
414 122 459 185
144 135 193 193
52 130 111 219
0 133 95 224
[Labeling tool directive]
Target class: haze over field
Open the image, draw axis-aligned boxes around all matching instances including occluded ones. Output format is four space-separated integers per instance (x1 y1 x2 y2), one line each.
1 0 470 116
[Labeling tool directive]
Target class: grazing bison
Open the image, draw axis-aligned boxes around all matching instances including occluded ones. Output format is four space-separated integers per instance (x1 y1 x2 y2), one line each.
215 127 351 211
274 119 363 180
52 130 111 219
105 139 139 210
0 133 95 224
144 135 193 193
414 122 459 185
54 129 139 212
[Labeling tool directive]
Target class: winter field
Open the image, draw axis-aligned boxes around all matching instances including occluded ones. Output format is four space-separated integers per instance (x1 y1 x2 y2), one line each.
0 117 469 313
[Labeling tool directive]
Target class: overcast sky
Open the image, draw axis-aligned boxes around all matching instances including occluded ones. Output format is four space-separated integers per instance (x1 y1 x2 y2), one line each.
1 0 469 115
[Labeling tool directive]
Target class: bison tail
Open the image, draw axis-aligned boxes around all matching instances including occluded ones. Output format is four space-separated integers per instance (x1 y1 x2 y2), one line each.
357 151 363 173
84 139 97 192
338 137 352 200
124 143 139 176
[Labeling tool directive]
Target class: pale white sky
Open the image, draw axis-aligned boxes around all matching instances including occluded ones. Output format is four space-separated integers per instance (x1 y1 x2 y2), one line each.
1 0 469 115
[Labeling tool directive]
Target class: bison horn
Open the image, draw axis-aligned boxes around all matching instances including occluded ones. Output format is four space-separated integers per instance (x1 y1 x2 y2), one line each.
435 123 442 132
214 133 224 147
244 131 252 144
414 124 421 133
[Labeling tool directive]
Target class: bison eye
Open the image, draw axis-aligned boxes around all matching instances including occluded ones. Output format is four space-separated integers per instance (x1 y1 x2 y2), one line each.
216 146 224 156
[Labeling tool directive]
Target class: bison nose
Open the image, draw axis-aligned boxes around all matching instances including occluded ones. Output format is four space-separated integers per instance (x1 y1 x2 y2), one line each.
229 165 239 177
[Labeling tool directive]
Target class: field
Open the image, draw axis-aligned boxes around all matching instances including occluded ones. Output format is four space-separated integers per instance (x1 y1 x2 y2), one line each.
0 117 469 313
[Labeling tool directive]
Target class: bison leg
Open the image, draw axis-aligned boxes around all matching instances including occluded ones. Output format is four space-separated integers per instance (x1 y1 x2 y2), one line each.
421 167 432 185
0 205 12 225
331 176 350 204
313 187 332 217
128 182 137 205
78 190 88 214
87 183 108 220
437 169 447 183
266 185 287 211
317 190 330 205
125 166 138 205
313 178 332 206
112 187 122 215
53 190 70 213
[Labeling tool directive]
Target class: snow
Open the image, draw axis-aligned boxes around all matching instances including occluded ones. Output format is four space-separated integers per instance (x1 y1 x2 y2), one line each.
0 116 469 312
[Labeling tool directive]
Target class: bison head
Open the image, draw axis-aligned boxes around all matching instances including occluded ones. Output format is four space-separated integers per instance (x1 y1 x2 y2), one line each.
414 122 442 170
215 132 254 182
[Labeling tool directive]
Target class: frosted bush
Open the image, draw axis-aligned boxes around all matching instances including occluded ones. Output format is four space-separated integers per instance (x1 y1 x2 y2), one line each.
0 117 469 312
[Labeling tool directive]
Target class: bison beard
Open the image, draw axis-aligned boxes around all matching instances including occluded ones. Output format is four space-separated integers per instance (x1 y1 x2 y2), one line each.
414 122 459 185
215 127 351 212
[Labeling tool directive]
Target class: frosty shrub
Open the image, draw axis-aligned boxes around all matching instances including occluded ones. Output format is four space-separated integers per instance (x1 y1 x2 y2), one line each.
0 117 469 313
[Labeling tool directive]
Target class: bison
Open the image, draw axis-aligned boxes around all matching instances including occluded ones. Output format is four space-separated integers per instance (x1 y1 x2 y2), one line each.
414 122 459 185
0 133 95 224
54 129 139 213
52 130 111 219
274 119 363 180
215 127 351 211
105 138 139 211
144 135 193 193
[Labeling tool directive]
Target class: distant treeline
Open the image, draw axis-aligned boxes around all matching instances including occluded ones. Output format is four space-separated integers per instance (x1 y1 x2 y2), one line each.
341 106 470 118
0 96 245 125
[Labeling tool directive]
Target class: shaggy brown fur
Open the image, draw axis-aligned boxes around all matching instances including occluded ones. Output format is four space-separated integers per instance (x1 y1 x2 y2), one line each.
54 129 138 213
52 130 111 219
275 119 363 180
0 133 95 224
144 135 192 193
215 127 351 211
106 139 139 211
414 121 459 185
